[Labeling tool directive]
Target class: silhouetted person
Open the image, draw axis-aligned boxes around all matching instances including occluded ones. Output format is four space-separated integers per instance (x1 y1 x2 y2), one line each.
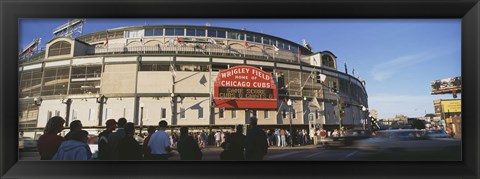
148 120 172 160
97 119 117 160
52 130 91 160
221 125 246 160
177 127 202 160
118 122 143 160
108 117 127 160
64 120 83 140
245 117 268 160
38 116 66 160
143 126 156 160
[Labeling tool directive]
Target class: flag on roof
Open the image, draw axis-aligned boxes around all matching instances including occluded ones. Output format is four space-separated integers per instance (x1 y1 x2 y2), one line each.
303 39 312 51
208 38 217 44
104 31 109 48
244 41 250 48
176 36 185 43
170 64 177 78
273 45 279 52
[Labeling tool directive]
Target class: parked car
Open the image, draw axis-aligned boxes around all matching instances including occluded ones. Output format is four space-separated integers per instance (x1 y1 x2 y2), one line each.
19 137 37 151
425 129 452 138
354 129 461 160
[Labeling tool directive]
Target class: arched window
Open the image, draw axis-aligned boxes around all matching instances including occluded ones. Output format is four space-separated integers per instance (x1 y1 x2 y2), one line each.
48 41 71 57
322 54 335 68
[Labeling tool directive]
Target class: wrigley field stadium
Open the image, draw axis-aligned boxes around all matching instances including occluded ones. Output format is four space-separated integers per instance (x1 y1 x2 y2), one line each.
18 22 371 138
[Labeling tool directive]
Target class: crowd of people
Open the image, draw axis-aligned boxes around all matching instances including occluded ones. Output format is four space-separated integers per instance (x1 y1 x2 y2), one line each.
36 116 269 160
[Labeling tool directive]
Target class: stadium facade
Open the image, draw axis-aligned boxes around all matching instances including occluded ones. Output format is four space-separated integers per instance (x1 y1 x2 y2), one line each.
18 25 369 135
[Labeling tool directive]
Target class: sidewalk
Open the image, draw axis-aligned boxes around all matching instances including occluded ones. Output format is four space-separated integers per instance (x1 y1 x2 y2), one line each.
268 145 320 150
200 144 322 151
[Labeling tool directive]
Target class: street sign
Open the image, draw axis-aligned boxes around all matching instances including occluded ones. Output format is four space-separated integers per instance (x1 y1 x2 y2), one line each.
446 118 453 123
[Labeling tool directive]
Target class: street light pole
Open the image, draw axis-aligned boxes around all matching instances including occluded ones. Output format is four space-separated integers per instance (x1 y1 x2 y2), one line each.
287 99 293 147
362 105 368 130
140 103 144 135
62 98 72 127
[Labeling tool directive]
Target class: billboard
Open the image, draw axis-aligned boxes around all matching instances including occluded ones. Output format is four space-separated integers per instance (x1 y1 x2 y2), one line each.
431 76 461 94
441 100 461 113
213 65 277 109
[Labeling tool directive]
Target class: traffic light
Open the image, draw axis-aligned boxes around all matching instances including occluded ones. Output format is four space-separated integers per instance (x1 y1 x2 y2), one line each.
315 71 321 83
339 99 346 118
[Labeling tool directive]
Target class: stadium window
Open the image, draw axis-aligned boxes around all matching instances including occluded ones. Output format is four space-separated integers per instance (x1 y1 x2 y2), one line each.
211 64 228 71
154 29 163 36
165 28 175 36
262 38 271 45
72 109 78 120
197 29 206 37
198 107 204 119
207 29 216 37
176 64 209 72
254 36 262 43
47 111 52 120
175 28 185 36
208 29 226 38
315 110 319 119
217 30 226 38
264 110 269 119
228 31 244 40
139 64 170 71
145 29 154 36
219 108 224 118
48 41 71 57
246 34 253 42
161 108 166 119
322 55 335 68
282 109 287 119
42 67 70 96
232 110 237 119
186 29 196 36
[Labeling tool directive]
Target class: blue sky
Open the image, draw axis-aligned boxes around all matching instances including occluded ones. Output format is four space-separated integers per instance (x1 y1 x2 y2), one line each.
19 19 461 119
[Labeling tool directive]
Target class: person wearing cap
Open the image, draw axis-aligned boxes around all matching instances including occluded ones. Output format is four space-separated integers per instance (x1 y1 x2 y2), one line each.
97 119 117 160
245 116 268 160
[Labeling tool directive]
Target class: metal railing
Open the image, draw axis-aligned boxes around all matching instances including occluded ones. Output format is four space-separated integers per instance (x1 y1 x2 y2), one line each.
18 48 46 62
87 45 301 63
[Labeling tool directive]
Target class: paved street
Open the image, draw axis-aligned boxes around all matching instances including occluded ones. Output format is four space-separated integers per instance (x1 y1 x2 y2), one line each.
19 145 373 161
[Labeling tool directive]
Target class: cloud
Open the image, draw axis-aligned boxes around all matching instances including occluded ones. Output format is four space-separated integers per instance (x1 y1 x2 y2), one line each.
371 54 429 81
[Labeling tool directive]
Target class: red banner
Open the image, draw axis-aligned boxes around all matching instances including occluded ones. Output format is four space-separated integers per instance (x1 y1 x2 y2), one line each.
214 65 278 109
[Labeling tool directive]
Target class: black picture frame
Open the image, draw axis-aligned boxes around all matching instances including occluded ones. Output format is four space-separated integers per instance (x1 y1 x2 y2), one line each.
1 0 479 178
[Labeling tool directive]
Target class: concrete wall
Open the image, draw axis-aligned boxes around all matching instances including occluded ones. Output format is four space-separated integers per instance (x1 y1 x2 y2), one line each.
256 110 277 125
176 97 210 126
69 98 99 127
214 108 246 126
175 72 210 94
101 63 137 94
138 97 172 126
37 99 68 128
137 72 173 93
102 97 135 124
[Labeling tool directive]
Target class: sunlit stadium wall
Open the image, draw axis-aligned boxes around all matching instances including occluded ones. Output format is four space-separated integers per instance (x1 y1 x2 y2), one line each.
18 25 369 135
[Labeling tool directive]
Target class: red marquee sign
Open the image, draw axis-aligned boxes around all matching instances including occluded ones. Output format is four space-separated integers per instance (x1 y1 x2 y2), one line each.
213 65 278 109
